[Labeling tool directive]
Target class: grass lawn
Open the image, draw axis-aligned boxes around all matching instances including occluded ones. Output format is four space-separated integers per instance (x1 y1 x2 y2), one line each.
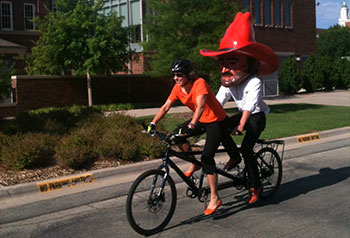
138 104 350 144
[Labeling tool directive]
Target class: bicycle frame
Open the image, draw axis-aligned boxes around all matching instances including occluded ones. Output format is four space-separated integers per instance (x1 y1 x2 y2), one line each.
141 122 284 200
157 144 247 200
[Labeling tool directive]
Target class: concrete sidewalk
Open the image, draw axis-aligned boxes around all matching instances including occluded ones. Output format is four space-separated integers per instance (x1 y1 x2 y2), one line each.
121 90 350 117
0 90 349 224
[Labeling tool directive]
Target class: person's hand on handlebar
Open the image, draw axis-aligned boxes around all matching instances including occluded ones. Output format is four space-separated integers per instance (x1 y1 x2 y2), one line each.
232 126 243 136
178 123 195 137
147 122 156 135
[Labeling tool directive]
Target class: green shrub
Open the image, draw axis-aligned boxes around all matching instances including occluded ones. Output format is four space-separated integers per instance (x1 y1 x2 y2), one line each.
1 133 56 170
334 58 350 89
96 128 139 161
0 132 9 162
93 113 142 161
301 55 323 92
136 132 165 158
278 58 301 94
55 127 99 170
318 56 334 90
0 55 13 99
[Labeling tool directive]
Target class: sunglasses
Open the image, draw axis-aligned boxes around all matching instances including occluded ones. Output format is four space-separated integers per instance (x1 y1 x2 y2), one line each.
173 72 184 77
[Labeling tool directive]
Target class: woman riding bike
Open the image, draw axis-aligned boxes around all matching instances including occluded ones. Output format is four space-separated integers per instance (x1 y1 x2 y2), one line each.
147 58 240 215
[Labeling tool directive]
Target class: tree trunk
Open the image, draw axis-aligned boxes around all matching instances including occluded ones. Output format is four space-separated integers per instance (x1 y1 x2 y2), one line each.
87 71 92 107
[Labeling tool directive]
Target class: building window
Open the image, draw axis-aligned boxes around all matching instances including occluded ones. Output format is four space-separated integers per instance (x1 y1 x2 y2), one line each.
254 0 261 24
265 0 272 25
284 0 292 27
24 3 35 30
274 0 282 27
130 0 141 42
0 1 12 30
243 0 250 10
51 0 57 12
103 0 142 47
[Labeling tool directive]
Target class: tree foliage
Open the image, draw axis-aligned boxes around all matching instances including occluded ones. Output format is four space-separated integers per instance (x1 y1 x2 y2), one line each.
277 58 300 94
144 0 239 92
334 58 350 89
0 55 13 99
26 0 132 76
301 55 342 92
301 55 321 92
317 25 350 58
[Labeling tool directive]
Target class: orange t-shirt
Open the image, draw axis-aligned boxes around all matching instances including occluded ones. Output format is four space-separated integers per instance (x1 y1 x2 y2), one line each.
168 78 227 123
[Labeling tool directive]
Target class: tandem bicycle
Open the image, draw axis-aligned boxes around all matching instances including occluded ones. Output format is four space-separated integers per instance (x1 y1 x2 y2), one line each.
126 123 284 236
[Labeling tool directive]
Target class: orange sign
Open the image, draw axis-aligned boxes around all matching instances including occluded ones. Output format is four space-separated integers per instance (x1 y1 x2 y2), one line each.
37 173 94 193
296 133 320 143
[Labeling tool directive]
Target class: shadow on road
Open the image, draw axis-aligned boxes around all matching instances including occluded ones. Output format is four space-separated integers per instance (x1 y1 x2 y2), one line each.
161 166 350 233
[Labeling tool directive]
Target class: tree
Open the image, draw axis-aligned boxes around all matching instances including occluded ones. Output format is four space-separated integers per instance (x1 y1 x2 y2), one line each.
301 55 321 92
333 58 350 89
277 58 300 94
317 25 350 58
143 0 239 92
0 55 13 100
26 0 133 106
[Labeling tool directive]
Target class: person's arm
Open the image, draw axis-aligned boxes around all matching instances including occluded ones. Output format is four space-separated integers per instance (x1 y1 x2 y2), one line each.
216 86 231 106
233 110 251 134
152 99 175 125
190 94 207 126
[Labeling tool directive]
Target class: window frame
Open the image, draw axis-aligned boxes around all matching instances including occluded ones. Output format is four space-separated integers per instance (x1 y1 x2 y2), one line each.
274 0 282 27
24 3 35 31
254 0 262 25
0 1 13 30
243 0 251 11
284 0 293 28
264 0 273 27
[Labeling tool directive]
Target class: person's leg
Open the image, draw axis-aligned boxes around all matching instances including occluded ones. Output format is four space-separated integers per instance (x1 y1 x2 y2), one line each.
178 142 201 175
220 116 242 170
240 113 266 203
173 120 204 176
241 112 266 188
200 122 222 210
206 173 221 210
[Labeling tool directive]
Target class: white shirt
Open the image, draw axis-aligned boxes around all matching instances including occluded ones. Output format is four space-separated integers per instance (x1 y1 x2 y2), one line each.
216 76 270 114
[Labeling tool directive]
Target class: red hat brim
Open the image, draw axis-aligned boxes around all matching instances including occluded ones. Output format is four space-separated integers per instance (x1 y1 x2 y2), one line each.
200 42 279 76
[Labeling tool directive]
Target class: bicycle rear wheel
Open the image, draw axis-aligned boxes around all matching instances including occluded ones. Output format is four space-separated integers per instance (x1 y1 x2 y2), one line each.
256 147 282 199
126 169 177 236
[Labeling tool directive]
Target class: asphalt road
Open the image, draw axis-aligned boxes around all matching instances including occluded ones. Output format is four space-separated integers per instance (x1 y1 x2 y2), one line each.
1 144 349 238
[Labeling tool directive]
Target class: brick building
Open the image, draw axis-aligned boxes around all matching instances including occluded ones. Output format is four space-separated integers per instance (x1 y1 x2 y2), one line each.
240 0 316 94
0 0 53 74
0 0 316 116
102 0 316 95
1 0 316 76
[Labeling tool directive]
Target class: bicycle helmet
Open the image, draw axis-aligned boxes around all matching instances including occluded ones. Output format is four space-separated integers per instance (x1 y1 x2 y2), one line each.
171 58 194 74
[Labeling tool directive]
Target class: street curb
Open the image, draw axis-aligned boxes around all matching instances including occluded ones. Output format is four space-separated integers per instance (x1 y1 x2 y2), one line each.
0 126 349 200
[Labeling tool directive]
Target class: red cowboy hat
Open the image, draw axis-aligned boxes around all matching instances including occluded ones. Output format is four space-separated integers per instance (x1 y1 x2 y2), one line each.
200 12 279 75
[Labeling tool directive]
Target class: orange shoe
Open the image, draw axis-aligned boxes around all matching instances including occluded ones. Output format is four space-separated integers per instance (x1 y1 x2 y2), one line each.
184 165 201 177
204 199 222 215
248 186 262 204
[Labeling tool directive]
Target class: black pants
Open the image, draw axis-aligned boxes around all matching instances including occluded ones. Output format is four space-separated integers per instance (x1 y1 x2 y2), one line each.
227 112 266 188
173 117 240 174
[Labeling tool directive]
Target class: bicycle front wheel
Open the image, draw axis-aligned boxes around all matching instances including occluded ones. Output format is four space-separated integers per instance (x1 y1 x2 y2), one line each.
256 147 282 199
126 169 177 236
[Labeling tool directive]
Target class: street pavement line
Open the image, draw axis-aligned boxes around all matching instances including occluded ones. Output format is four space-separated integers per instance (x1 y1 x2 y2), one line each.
36 173 94 194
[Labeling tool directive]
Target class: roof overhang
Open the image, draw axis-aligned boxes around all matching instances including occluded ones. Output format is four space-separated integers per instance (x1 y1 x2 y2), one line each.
0 38 27 54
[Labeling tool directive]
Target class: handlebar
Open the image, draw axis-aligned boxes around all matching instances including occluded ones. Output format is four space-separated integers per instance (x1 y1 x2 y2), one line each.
141 122 177 144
